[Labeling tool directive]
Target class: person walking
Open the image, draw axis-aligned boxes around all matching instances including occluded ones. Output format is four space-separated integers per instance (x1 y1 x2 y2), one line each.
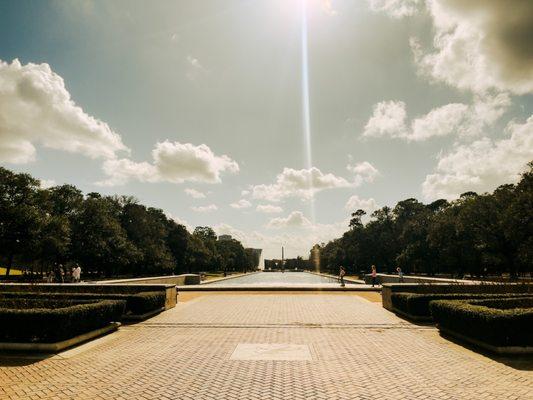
396 266 404 283
72 264 81 283
371 265 377 287
339 266 346 287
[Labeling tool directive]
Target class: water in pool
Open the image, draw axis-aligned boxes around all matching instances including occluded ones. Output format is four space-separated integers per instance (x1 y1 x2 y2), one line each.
206 271 353 286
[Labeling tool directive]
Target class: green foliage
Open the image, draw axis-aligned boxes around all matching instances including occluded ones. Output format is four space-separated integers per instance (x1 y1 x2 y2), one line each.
0 299 125 343
0 167 252 277
316 162 533 277
392 292 533 318
429 298 533 347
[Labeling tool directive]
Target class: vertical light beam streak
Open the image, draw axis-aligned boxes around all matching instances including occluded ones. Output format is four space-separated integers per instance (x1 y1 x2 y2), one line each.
301 0 316 223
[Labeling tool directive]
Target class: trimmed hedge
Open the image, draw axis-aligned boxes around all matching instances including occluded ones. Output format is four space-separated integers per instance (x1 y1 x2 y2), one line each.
0 291 165 316
125 291 166 314
398 283 533 295
391 292 532 318
0 284 167 295
0 298 96 309
0 299 125 343
470 297 533 310
430 297 533 347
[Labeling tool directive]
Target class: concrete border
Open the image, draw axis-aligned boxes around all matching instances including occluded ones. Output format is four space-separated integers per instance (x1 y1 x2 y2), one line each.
391 307 433 322
306 271 364 285
0 322 120 353
201 272 260 285
364 273 479 285
438 325 533 355
178 285 380 292
96 274 200 285
122 307 165 322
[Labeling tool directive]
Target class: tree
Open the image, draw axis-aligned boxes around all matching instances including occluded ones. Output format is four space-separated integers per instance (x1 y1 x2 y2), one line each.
71 196 139 276
166 222 189 274
313 161 533 278
0 168 43 275
119 200 175 275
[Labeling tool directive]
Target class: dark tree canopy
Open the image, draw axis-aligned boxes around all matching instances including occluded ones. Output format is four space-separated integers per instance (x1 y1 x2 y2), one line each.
0 167 255 277
314 162 533 279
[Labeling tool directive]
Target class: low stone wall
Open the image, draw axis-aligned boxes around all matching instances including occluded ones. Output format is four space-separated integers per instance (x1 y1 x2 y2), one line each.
96 274 201 286
0 283 177 310
381 282 533 311
306 271 364 284
364 273 470 285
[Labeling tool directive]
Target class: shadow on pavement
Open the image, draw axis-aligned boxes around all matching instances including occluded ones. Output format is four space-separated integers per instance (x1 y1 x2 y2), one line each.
0 352 53 367
439 333 533 371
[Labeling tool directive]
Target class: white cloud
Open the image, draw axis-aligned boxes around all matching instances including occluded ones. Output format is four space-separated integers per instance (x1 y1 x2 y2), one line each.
362 100 408 138
345 195 379 213
266 211 312 230
230 199 252 209
165 213 193 232
409 1 533 94
347 161 380 184
422 115 533 200
184 188 206 199
191 204 218 213
39 179 57 189
410 103 469 141
321 0 337 16
99 140 239 186
256 204 283 214
185 55 207 81
367 0 422 19
363 94 510 141
214 219 350 260
0 59 128 164
250 167 352 202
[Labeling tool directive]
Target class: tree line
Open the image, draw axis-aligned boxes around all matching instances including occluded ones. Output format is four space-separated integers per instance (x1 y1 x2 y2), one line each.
314 162 533 278
0 167 256 277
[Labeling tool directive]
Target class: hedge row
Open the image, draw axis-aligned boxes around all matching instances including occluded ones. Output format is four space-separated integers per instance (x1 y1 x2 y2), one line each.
405 283 533 295
0 299 125 343
0 291 165 316
0 298 96 310
0 284 164 295
429 297 533 347
391 292 532 318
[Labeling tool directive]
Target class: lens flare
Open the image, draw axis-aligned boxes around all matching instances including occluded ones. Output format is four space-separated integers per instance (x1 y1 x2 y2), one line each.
301 0 316 223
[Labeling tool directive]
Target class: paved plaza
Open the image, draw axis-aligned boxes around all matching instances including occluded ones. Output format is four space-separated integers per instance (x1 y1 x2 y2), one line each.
1 293 532 399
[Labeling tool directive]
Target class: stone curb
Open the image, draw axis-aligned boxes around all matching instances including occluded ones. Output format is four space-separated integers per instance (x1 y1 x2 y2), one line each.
122 307 165 322
306 271 365 285
177 285 381 292
200 271 261 285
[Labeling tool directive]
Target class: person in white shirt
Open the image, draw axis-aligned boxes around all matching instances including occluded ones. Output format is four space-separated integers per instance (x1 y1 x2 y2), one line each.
72 265 81 283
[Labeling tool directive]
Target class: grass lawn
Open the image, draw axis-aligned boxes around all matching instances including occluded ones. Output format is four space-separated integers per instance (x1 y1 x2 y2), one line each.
0 267 23 275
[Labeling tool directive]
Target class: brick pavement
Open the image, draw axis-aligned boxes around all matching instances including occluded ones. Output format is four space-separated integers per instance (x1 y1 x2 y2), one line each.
1 294 532 399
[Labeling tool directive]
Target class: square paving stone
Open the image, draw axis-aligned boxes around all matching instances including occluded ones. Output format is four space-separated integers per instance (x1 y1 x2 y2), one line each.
230 343 312 361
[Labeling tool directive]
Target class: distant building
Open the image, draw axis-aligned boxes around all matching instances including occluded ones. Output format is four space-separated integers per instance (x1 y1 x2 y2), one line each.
310 244 320 270
245 248 263 269
218 234 232 241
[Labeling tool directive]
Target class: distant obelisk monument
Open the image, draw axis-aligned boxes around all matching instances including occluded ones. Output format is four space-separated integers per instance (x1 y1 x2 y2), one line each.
281 246 284 272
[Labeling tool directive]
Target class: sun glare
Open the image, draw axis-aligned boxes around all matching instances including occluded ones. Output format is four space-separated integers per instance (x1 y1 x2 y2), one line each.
300 0 316 223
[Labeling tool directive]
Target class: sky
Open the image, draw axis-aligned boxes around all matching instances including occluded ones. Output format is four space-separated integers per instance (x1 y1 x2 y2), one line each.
0 0 532 260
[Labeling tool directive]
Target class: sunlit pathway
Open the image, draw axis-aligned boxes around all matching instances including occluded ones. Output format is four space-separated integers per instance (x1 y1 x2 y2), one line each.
1 294 532 400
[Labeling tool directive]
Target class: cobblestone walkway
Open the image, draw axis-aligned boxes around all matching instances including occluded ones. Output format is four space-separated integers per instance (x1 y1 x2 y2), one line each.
1 294 532 399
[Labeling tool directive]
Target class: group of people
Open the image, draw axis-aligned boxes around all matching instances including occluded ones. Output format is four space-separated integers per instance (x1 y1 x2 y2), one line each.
45 264 82 283
338 265 404 287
